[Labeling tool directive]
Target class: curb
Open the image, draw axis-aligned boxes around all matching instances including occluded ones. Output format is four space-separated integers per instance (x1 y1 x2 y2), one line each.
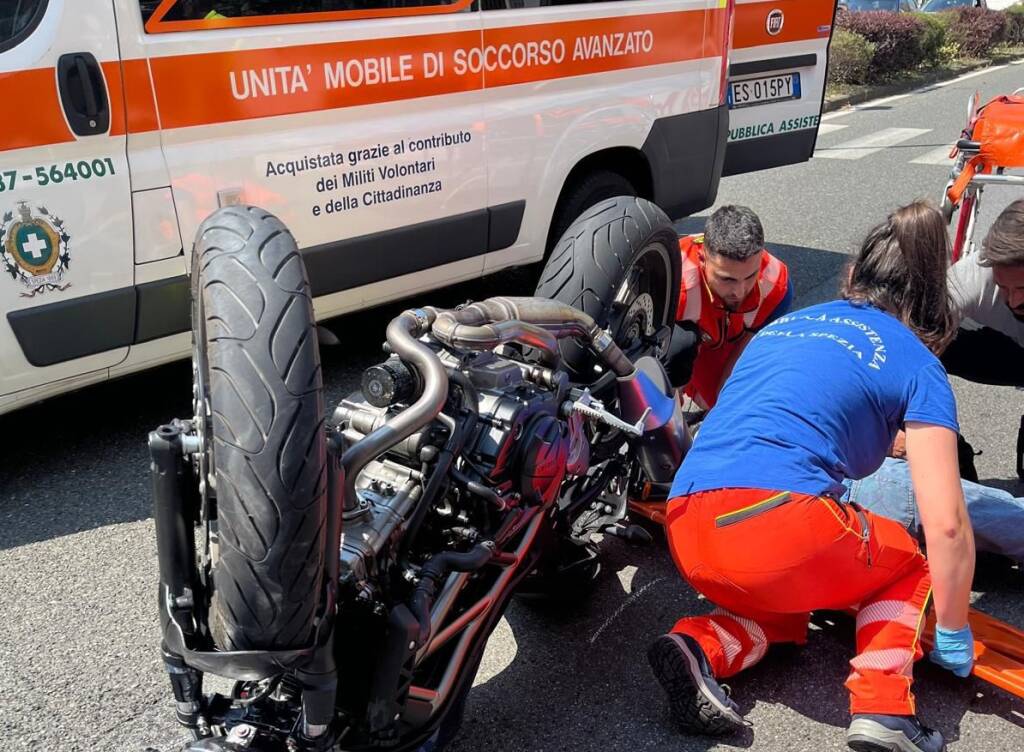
823 58 1018 113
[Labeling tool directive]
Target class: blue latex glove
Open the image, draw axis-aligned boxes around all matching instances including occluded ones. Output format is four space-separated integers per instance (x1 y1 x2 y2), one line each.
929 624 974 678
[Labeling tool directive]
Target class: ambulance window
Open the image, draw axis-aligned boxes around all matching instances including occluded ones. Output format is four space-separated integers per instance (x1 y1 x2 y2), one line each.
141 1 473 32
0 0 47 53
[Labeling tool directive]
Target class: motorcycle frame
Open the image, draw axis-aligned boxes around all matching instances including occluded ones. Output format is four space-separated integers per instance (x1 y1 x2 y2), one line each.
150 296 685 750
150 407 569 751
150 420 343 744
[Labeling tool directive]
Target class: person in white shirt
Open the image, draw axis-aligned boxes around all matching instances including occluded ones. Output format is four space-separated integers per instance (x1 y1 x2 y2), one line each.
943 198 1024 387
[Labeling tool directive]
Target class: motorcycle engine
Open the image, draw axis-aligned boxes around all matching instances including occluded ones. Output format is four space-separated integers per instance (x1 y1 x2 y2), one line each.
332 349 578 592
463 353 570 503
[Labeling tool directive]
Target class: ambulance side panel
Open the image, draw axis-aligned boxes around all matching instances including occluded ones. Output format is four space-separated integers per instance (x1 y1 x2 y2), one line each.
724 0 836 175
1 0 734 413
0 0 135 406
116 3 489 326
480 0 728 274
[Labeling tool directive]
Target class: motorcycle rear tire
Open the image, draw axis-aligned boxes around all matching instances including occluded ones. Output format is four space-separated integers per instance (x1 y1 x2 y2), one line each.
534 196 681 380
191 205 327 652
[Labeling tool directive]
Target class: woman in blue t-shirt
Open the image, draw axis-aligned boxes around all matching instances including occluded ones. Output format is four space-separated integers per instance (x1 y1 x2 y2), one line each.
649 202 975 752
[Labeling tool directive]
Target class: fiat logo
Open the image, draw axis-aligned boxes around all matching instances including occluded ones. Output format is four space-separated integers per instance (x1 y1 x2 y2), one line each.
766 9 785 36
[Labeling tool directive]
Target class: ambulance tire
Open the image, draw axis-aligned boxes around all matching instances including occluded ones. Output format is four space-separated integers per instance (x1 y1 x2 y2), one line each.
191 206 327 653
535 196 681 381
547 170 637 254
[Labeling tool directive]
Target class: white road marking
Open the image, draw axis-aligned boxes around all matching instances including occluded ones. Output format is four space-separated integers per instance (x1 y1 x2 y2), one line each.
815 127 931 160
816 123 849 136
821 92 916 120
910 144 956 166
822 61 1023 122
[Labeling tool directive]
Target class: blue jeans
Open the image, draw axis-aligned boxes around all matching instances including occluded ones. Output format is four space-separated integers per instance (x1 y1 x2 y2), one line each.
841 457 1024 562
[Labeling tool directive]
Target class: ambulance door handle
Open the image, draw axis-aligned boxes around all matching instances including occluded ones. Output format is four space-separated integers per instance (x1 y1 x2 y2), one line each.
56 52 110 137
75 57 99 117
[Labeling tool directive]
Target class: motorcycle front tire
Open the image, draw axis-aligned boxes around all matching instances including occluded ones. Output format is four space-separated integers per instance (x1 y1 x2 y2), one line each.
191 205 328 653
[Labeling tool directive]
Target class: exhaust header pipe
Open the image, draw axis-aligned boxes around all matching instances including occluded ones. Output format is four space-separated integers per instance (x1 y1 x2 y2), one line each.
342 309 449 511
429 297 635 377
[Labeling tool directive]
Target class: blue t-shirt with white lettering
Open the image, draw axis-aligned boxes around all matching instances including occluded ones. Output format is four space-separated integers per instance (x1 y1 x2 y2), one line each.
670 300 959 499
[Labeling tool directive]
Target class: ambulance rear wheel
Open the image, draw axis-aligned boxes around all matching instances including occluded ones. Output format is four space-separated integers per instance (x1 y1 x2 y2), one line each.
191 205 327 652
547 170 637 254
535 196 681 381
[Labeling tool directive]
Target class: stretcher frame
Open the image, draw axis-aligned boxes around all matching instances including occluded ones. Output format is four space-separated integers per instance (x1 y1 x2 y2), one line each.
941 88 1024 263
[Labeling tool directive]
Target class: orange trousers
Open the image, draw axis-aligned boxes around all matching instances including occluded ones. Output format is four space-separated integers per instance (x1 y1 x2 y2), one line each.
666 488 932 716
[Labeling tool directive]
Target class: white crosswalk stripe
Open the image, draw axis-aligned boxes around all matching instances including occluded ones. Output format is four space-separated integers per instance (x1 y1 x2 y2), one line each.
910 144 956 166
816 123 849 136
815 127 931 160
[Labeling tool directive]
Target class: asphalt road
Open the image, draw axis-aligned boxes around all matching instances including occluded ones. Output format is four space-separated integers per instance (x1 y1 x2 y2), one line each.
3 62 1024 752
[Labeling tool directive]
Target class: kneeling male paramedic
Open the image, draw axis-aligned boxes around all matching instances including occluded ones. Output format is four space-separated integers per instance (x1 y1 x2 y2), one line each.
670 205 792 409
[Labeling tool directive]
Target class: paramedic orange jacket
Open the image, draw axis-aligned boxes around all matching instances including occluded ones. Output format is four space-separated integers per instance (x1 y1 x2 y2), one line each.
676 235 792 408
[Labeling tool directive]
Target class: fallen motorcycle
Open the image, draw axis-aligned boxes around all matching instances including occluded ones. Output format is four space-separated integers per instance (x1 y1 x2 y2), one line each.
150 197 690 751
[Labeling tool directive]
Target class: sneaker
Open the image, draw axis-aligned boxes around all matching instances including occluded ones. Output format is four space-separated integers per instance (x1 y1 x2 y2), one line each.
647 633 746 736
847 714 945 752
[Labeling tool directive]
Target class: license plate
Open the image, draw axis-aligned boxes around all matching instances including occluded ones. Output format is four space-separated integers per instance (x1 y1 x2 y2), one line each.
728 72 801 109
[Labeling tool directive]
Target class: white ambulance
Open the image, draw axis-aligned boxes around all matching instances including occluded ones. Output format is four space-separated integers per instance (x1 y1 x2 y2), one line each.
0 0 836 414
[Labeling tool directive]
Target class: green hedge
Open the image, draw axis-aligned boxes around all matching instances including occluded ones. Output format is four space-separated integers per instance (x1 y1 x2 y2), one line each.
913 12 953 68
831 6 1023 86
1005 3 1024 45
828 29 876 86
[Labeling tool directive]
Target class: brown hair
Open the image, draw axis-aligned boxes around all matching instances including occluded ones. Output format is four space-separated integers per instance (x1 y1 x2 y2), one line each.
981 199 1024 268
842 201 958 354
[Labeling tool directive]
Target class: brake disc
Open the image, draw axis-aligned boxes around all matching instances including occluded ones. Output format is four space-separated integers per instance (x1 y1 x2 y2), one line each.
621 291 656 349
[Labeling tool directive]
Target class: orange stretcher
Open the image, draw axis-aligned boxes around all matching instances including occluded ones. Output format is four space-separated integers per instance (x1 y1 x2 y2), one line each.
942 90 1024 262
629 499 1024 700
923 609 1024 700
946 93 1024 208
